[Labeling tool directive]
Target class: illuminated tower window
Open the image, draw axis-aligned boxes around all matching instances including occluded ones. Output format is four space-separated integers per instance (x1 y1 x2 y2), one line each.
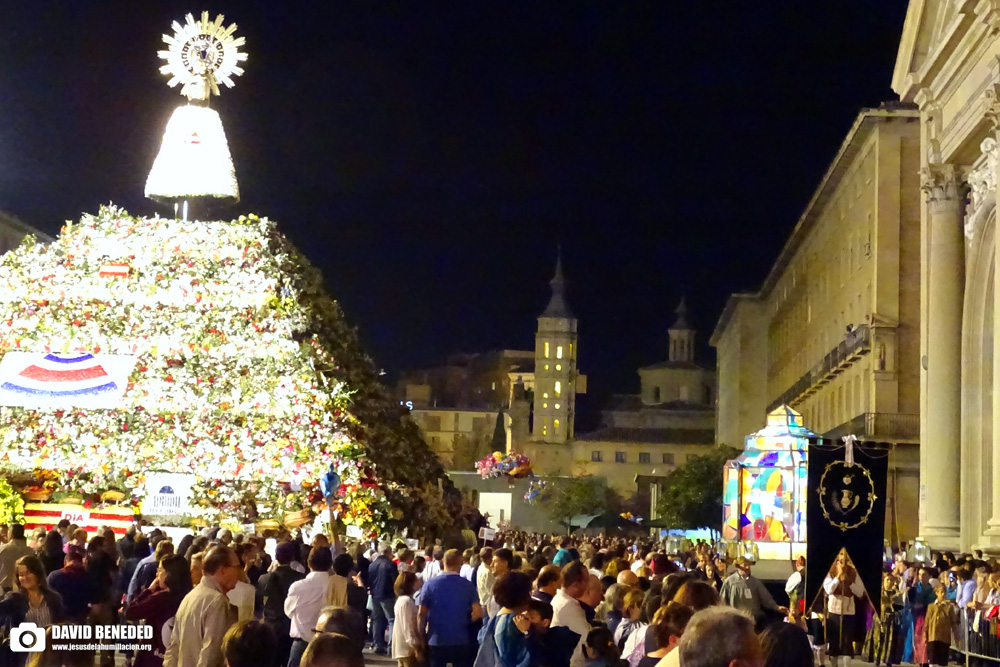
554 419 560 431
544 342 550 358
556 345 563 359
544 364 549 370
555 403 560 410
555 364 561 371
555 381 562 396
542 403 548 409
543 392 549 399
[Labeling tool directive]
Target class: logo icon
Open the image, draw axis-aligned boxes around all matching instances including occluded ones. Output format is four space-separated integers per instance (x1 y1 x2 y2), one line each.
817 461 877 531
11 622 45 652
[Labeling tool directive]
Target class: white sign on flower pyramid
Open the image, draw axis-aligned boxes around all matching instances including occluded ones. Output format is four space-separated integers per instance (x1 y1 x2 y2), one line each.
0 206 387 527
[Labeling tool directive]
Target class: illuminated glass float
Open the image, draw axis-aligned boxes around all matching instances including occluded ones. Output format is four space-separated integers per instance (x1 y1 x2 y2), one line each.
723 405 813 557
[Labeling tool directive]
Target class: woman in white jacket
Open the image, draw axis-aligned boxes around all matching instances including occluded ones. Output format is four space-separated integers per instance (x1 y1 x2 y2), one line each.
392 571 424 667
823 551 865 667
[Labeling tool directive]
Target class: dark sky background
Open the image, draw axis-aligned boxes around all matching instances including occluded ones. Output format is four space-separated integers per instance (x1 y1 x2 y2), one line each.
0 3 910 404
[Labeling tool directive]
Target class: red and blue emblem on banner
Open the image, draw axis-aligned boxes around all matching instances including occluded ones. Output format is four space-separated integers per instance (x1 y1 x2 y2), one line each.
0 352 136 408
2 353 118 397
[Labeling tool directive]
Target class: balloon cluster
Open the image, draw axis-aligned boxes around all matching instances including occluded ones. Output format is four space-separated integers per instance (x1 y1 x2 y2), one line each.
476 450 533 482
523 479 552 505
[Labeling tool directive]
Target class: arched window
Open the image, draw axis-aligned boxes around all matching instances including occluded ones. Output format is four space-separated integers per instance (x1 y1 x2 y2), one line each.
652 387 661 403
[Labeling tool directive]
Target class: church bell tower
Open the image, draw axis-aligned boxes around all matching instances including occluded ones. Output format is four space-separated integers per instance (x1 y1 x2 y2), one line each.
532 251 578 443
668 298 695 363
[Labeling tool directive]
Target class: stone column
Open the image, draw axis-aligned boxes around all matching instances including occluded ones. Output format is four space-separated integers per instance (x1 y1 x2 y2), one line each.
987 101 1000 543
919 164 965 549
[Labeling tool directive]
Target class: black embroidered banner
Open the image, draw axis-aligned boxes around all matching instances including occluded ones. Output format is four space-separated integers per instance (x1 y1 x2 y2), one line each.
806 439 889 616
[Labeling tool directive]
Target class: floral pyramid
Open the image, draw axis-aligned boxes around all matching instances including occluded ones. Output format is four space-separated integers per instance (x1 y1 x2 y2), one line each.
0 205 450 532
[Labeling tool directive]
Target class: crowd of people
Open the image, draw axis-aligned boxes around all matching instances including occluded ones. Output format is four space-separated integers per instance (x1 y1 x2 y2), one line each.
0 521 998 667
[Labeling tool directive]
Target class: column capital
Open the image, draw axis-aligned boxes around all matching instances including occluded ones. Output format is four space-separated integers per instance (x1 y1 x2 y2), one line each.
920 163 968 203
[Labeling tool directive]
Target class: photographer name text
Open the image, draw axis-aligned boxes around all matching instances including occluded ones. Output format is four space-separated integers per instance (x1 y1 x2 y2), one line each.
51 625 153 640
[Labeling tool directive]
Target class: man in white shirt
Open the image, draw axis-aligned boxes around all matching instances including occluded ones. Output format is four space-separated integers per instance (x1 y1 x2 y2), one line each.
784 556 806 612
485 548 513 618
476 547 495 608
552 561 591 667
284 545 334 667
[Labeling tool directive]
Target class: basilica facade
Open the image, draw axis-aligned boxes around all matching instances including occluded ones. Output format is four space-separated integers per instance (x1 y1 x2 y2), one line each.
893 0 1000 550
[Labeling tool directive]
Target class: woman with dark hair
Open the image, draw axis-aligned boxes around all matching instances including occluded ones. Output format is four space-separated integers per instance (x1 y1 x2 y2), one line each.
759 622 814 667
477 572 538 667
0 555 65 633
701 560 723 592
175 534 194 561
38 530 65 575
124 554 193 667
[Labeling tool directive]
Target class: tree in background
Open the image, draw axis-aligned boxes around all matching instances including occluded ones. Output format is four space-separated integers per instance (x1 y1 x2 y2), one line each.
547 475 618 532
656 445 741 536
451 431 493 473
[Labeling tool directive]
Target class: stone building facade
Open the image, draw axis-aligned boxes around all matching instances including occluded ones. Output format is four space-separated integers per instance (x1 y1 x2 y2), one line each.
893 0 1000 550
711 107 923 544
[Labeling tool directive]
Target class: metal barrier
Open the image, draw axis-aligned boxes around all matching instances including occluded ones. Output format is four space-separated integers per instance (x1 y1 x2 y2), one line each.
957 608 1000 665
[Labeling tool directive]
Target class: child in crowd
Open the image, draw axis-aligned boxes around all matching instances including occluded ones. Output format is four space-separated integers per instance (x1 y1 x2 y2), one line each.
924 580 958 667
583 627 623 667
526 599 578 667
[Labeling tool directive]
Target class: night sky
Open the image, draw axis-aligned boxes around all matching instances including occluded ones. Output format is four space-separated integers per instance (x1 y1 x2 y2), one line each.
0 3 910 403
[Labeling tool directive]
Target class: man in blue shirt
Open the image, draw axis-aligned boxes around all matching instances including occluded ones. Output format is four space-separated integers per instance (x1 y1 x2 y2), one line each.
419 548 483 667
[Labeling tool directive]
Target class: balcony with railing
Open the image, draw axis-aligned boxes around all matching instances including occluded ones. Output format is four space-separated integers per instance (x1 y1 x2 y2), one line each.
823 412 920 442
767 325 872 412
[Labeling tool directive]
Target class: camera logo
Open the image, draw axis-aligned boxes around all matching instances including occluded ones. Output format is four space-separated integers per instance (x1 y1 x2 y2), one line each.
10 622 45 652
